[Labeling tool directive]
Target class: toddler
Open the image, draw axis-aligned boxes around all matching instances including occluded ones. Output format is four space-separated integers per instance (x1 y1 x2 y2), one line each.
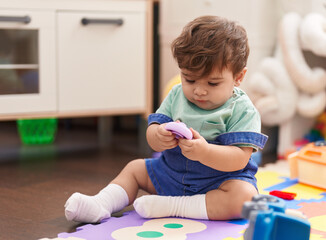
65 15 268 222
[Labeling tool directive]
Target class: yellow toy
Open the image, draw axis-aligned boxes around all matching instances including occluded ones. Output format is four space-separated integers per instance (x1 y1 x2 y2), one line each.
163 75 181 99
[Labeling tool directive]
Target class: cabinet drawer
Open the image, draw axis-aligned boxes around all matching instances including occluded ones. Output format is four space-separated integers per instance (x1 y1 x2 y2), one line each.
57 11 146 113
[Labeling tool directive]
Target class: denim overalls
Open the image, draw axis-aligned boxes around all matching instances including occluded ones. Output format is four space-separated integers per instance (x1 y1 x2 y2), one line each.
145 114 268 196
145 85 268 196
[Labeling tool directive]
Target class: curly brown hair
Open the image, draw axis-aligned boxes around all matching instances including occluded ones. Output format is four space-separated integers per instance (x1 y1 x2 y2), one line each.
171 15 249 78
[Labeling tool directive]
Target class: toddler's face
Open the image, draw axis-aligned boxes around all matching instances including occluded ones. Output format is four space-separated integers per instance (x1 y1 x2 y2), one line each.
180 67 244 110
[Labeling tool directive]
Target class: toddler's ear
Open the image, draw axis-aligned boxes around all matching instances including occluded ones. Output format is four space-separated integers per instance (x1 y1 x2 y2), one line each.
234 67 247 86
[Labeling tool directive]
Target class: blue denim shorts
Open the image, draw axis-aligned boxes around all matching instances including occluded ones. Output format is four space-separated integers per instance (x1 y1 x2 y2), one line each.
145 146 258 196
146 111 268 196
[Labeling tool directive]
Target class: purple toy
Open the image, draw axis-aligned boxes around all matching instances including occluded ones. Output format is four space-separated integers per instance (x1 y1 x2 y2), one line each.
165 122 193 140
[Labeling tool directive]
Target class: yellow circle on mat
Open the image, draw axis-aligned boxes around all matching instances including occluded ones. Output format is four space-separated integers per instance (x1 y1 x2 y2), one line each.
310 215 326 232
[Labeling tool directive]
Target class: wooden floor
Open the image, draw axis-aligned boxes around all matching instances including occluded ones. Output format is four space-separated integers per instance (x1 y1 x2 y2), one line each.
0 119 147 240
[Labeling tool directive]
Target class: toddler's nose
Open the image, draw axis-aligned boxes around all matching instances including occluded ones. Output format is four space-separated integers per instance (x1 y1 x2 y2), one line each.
194 87 207 96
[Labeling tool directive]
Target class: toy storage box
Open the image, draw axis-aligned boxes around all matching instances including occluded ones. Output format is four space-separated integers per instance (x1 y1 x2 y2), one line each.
288 142 326 189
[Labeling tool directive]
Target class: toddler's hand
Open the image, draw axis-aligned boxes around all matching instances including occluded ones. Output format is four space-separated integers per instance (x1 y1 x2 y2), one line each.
178 128 208 161
155 123 179 150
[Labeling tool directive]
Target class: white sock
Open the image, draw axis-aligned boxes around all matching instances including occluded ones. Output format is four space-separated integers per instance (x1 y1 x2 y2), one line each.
64 184 129 223
133 194 208 219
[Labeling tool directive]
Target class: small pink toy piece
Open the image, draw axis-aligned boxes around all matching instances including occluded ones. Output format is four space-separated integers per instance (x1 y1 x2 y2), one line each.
165 122 193 140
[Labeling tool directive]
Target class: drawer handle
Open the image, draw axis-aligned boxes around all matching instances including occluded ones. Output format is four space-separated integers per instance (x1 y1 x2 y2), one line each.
81 18 123 26
0 15 31 24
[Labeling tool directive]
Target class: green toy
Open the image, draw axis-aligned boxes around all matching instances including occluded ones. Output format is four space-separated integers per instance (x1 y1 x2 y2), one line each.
17 118 57 145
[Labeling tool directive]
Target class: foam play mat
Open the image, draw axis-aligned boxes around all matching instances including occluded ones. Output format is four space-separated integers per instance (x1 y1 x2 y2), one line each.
41 169 326 240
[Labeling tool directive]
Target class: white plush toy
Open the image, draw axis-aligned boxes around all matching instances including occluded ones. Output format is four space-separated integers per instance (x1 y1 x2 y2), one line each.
300 13 326 57
248 12 326 157
248 57 298 126
280 13 326 118
280 13 326 95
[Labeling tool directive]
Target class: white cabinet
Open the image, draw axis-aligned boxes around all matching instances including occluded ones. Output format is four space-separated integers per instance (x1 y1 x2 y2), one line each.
0 9 56 115
0 0 152 119
57 11 146 114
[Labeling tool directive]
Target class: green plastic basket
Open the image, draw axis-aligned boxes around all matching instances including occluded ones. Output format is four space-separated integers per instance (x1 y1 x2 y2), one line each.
17 118 58 145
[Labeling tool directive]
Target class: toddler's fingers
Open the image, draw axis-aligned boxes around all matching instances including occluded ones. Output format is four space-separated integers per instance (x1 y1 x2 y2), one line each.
160 134 176 142
164 139 178 149
190 128 201 139
178 138 193 149
158 124 173 136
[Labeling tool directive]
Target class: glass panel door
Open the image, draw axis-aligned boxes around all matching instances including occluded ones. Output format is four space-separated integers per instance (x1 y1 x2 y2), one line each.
0 29 39 95
0 10 56 115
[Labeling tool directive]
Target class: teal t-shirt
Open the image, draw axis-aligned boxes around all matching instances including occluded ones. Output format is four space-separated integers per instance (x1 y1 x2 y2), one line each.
156 84 262 150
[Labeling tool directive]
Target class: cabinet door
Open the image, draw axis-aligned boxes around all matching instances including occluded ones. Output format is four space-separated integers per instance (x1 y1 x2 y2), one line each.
0 10 56 115
57 11 146 114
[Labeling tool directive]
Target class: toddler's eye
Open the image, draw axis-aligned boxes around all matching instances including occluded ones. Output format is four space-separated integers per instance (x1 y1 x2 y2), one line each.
186 79 195 84
208 82 218 86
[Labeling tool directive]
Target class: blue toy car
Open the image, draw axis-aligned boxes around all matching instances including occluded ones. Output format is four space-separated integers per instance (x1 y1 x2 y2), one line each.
242 195 311 240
